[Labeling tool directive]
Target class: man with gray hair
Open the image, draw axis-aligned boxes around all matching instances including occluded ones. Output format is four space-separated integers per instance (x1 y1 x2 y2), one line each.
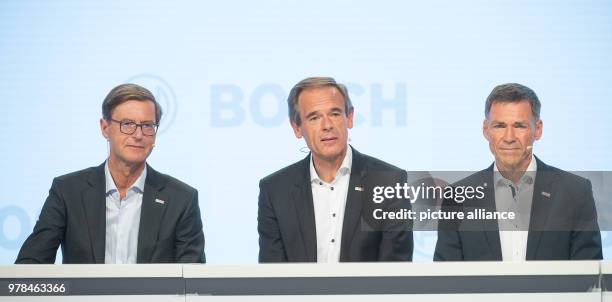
434 83 602 261
258 77 413 262
16 83 205 264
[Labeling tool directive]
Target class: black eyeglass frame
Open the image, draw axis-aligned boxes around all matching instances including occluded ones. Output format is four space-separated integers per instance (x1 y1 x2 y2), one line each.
108 118 159 136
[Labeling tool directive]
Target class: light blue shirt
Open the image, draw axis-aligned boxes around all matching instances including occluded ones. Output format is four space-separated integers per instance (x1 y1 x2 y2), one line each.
104 161 146 264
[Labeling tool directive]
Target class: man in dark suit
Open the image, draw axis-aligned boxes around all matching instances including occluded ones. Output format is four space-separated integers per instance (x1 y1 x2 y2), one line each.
258 77 413 262
16 84 205 264
434 83 602 261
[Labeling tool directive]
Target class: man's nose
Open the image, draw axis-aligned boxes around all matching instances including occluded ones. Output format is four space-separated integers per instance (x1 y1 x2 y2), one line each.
502 127 516 143
132 125 145 139
321 115 333 131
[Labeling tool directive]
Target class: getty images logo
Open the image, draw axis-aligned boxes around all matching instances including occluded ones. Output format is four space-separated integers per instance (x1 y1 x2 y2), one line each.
126 74 177 135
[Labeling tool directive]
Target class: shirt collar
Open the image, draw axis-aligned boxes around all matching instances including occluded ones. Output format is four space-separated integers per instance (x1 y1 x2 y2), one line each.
310 145 353 184
494 154 537 186
105 160 147 195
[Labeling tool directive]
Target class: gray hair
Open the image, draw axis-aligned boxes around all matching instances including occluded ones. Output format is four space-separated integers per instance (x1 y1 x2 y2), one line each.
102 83 162 124
485 83 541 120
287 77 353 125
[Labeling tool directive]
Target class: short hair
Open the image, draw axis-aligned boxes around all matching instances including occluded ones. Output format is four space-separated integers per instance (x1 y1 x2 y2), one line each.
485 83 541 120
102 83 163 124
287 77 354 125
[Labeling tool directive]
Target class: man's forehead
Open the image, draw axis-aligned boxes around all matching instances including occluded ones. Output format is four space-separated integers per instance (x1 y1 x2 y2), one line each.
490 100 532 110
299 86 344 105
111 100 156 118
304 106 343 116
488 101 535 119
299 86 343 102
489 118 531 124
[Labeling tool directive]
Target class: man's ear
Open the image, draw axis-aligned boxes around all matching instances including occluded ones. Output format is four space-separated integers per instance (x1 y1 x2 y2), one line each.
534 119 543 141
291 121 302 139
482 119 490 141
100 118 110 140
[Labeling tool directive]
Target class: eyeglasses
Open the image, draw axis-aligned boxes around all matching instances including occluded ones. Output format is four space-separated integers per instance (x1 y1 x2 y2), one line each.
109 119 158 136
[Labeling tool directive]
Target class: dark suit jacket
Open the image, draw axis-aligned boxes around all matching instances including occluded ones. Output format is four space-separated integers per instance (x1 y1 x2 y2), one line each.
434 156 602 261
258 147 413 262
16 162 205 264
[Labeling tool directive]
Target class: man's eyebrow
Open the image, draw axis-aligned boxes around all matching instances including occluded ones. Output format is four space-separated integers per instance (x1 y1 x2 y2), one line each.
305 111 320 119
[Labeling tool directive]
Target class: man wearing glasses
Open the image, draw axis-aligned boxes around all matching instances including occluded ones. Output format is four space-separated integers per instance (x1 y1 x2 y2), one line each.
16 83 205 264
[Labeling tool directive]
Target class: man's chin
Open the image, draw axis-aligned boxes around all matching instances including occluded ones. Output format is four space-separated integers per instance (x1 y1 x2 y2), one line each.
496 156 523 171
316 150 346 162
118 155 148 166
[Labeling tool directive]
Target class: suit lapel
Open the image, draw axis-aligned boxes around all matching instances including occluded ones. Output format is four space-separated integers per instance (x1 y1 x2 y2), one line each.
526 157 556 260
340 148 367 261
480 167 502 260
291 155 317 261
81 163 107 264
137 165 168 263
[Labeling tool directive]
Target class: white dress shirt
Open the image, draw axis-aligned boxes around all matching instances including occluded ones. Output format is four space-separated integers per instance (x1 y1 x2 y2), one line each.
104 161 146 264
310 146 352 263
494 154 537 261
